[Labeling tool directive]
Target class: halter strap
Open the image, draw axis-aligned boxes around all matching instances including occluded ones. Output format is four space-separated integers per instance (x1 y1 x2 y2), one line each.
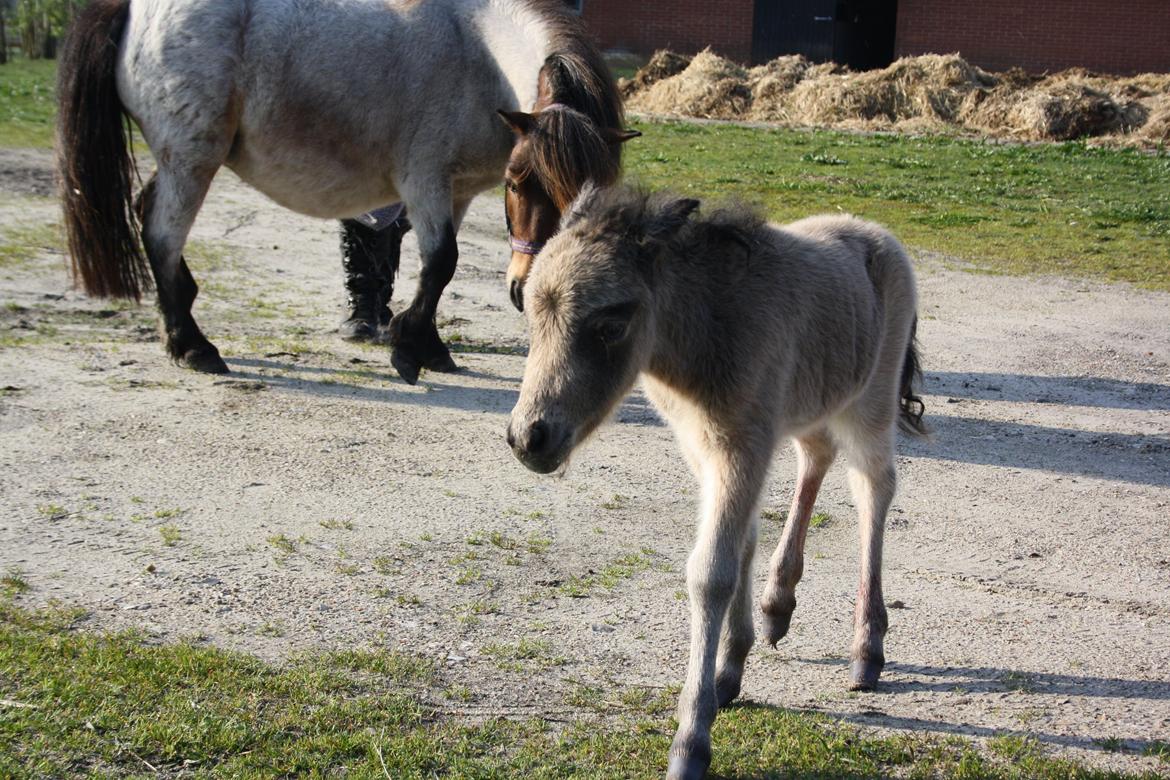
509 235 545 255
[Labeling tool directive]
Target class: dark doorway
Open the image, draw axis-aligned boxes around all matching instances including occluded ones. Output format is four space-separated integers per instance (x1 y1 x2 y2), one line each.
752 0 898 69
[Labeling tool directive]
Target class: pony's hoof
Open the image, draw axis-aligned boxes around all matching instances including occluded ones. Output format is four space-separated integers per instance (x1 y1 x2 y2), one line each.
180 346 228 374
424 352 458 373
848 656 884 691
391 348 421 385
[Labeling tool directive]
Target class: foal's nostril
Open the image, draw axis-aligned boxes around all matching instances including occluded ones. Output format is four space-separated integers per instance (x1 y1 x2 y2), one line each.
527 420 548 453
509 280 524 312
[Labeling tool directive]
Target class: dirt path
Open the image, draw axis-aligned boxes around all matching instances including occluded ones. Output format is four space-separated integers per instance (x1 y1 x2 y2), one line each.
2 148 1168 773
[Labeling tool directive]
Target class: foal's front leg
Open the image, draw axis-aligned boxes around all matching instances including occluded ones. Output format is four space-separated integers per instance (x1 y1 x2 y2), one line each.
714 520 756 707
669 446 770 780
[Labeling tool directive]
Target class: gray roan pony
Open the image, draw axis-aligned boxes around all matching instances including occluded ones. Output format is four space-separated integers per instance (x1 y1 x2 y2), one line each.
57 0 636 383
508 185 926 780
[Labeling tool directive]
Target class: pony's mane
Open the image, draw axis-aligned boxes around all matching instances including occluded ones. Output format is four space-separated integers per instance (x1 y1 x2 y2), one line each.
526 108 618 210
518 0 625 209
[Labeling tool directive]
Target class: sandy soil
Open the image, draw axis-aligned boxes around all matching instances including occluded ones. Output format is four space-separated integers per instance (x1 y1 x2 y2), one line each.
2 148 1168 773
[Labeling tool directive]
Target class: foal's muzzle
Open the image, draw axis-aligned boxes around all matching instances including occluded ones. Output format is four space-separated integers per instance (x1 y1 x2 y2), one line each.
506 418 569 474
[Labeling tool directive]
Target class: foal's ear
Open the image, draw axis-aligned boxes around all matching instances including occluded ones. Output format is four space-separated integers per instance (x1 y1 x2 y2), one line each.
603 128 642 145
643 198 700 245
497 109 537 136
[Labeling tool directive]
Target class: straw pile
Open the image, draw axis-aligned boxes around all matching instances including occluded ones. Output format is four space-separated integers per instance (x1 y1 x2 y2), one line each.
626 49 751 119
621 48 1170 146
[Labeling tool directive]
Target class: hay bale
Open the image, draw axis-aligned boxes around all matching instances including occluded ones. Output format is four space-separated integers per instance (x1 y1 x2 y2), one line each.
620 50 691 99
1010 82 1124 140
618 47 1168 148
783 54 995 128
1134 94 1170 143
746 55 814 121
626 48 751 119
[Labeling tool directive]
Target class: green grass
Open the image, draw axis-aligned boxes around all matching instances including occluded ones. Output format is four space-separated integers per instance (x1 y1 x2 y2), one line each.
625 119 1170 290
3 59 1167 288
1 598 1155 778
0 59 57 147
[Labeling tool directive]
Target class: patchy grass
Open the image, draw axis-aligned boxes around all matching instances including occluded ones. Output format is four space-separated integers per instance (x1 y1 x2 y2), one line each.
480 637 566 672
1 567 30 596
0 598 1152 778
319 518 354 531
266 533 297 556
560 551 654 598
0 221 62 270
809 511 832 530
157 525 181 547
626 119 1170 290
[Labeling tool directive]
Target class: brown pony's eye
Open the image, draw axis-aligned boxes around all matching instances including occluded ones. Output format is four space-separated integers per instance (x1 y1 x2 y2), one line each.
505 180 519 193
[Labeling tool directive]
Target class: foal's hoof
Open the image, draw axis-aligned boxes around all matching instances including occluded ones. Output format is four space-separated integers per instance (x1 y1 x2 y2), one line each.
666 750 711 780
760 599 795 647
179 345 228 374
848 656 885 692
715 673 743 708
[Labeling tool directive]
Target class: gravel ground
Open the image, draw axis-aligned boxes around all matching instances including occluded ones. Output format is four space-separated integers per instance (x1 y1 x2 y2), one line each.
2 148 1168 773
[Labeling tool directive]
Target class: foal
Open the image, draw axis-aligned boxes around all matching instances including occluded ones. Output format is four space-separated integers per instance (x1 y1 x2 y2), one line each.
507 186 926 780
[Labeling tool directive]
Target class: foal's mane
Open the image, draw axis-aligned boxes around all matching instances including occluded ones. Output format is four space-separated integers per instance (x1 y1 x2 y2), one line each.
570 186 766 257
519 0 626 209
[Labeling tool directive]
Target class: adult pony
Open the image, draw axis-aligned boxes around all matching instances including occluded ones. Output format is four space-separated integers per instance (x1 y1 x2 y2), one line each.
507 185 926 779
57 0 635 383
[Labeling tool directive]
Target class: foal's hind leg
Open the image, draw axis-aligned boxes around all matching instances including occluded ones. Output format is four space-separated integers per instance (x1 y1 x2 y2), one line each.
138 169 226 373
759 430 837 646
833 417 897 691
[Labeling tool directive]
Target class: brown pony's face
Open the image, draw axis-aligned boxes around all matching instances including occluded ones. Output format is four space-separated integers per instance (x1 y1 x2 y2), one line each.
502 128 561 312
497 108 639 312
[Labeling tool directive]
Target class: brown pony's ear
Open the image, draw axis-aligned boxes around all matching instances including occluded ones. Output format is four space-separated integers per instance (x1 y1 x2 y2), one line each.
603 128 642 145
497 109 538 136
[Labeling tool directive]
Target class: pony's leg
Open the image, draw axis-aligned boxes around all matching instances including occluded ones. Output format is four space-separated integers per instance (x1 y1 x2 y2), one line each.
669 443 771 780
758 430 837 646
714 518 757 707
137 170 225 374
386 191 465 384
838 422 897 691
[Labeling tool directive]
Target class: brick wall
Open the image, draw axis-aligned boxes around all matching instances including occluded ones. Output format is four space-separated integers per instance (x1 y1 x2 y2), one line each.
579 0 755 63
895 0 1170 75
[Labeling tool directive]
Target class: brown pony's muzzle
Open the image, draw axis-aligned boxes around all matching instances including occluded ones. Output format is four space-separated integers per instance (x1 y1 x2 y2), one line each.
506 251 535 311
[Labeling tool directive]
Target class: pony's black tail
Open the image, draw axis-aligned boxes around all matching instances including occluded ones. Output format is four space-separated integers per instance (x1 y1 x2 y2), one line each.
898 317 928 436
57 0 149 300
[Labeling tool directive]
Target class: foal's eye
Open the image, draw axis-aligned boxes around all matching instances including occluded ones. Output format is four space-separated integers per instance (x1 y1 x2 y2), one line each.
595 319 629 345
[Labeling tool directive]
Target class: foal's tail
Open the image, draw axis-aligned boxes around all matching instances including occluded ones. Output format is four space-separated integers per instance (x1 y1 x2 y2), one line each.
57 0 149 300
898 317 928 436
